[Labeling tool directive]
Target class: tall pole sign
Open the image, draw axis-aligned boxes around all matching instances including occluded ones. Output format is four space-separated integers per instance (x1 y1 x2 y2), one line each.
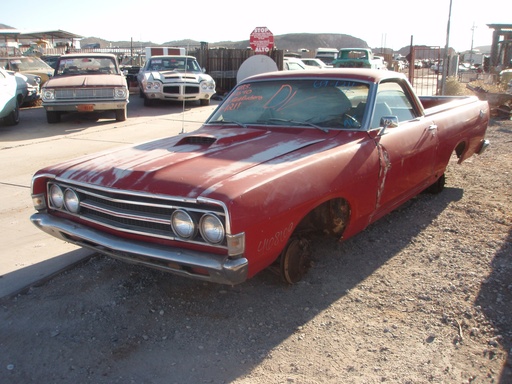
249 27 274 54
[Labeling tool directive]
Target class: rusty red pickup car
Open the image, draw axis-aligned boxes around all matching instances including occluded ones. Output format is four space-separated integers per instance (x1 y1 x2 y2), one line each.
30 69 489 285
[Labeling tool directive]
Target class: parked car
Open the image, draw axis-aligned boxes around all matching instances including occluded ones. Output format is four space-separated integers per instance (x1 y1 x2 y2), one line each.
0 56 54 84
0 68 24 126
41 53 129 123
299 58 330 69
9 71 41 106
137 55 216 106
283 57 307 70
30 69 489 285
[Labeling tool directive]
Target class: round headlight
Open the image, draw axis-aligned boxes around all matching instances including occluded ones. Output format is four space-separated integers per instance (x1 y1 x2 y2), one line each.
114 87 127 99
49 184 64 209
42 89 55 101
64 188 80 213
171 210 196 239
200 214 224 244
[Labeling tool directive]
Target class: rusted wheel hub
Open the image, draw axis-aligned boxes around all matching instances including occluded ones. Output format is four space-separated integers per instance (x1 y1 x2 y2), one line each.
280 237 312 284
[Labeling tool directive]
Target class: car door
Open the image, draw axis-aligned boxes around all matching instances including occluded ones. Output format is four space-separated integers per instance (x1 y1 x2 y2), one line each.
370 80 439 220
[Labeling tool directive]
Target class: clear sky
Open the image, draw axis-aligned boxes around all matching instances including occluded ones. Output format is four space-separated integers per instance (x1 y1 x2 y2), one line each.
2 0 508 52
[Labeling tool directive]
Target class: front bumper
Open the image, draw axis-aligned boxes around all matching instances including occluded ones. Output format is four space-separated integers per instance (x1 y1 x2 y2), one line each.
30 213 248 285
43 100 128 112
143 89 213 102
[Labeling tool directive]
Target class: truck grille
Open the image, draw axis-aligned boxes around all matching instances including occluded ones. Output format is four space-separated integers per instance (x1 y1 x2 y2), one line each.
47 181 228 248
55 88 116 100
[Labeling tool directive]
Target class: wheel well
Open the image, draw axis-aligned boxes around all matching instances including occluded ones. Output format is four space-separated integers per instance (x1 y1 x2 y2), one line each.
455 141 465 159
294 198 350 238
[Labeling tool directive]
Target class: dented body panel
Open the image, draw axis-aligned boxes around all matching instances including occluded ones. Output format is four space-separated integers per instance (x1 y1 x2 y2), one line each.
30 69 489 284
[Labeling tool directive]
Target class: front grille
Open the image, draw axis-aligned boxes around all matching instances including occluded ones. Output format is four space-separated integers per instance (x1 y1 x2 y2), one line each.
55 88 115 100
162 85 199 95
48 181 228 248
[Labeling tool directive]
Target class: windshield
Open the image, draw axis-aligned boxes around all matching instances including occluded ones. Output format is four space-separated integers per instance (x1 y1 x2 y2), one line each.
208 79 370 129
2 57 51 71
146 57 201 72
55 57 118 75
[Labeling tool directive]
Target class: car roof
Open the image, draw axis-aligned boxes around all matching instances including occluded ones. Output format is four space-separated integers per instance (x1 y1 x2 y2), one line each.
59 53 117 59
241 68 407 84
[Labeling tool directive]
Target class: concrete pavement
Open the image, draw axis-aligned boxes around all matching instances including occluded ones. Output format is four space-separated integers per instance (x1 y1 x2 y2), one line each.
0 95 219 298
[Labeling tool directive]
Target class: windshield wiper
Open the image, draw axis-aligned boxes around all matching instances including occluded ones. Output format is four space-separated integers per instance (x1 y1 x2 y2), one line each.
267 118 329 133
210 119 247 128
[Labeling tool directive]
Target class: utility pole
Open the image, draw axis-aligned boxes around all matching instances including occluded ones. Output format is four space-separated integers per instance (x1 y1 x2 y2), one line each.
470 23 476 65
441 0 453 95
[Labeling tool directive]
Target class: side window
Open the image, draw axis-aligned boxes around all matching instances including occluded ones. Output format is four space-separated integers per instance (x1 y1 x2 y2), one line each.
371 81 418 128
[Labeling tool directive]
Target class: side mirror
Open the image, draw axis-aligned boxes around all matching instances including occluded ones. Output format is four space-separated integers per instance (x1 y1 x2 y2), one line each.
378 115 399 136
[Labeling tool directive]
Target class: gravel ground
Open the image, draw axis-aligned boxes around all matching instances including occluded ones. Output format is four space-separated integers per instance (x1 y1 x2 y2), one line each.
0 118 511 384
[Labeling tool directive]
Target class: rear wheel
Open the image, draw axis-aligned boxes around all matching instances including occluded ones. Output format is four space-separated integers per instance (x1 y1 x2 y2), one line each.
46 111 61 124
4 99 20 126
279 236 312 284
115 108 127 122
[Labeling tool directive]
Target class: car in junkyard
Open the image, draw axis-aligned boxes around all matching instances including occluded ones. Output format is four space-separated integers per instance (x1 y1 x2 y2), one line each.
41 53 129 123
283 57 307 70
137 55 216 106
10 71 41 106
0 56 54 84
30 69 489 285
299 58 331 69
0 67 24 126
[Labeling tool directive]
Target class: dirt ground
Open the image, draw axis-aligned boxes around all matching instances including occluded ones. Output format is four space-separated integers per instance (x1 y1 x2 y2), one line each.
0 117 511 384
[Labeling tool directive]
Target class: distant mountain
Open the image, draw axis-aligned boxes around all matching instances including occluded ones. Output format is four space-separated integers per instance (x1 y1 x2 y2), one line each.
79 34 491 55
81 33 372 53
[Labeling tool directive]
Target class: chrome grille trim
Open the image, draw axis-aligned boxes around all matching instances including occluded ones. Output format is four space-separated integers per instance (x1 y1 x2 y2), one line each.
47 181 228 249
55 88 115 100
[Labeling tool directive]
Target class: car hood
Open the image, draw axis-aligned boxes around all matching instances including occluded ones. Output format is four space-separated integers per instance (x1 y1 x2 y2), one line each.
43 74 127 88
40 125 355 200
146 70 212 83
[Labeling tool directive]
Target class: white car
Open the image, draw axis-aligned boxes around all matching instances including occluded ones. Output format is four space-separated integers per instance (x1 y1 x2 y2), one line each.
137 55 216 106
0 67 24 126
299 58 331 69
283 57 307 70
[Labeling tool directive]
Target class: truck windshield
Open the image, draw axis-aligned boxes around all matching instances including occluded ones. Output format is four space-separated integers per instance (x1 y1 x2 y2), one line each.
208 79 370 129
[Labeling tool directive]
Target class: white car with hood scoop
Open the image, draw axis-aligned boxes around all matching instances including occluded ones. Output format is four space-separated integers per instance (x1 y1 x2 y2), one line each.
137 55 215 106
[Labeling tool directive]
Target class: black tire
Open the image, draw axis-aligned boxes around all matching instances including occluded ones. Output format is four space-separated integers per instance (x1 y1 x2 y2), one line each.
46 111 61 124
200 98 210 106
4 99 20 126
115 108 127 122
425 173 445 194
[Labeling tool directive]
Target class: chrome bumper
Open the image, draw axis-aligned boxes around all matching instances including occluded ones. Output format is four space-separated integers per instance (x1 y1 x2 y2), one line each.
30 213 248 285
44 101 128 112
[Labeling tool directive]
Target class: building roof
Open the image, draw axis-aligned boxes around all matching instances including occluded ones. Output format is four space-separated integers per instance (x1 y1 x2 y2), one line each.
0 28 83 42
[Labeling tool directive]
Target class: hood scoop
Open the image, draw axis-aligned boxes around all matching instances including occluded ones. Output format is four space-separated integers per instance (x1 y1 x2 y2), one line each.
176 135 217 146
175 129 268 147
